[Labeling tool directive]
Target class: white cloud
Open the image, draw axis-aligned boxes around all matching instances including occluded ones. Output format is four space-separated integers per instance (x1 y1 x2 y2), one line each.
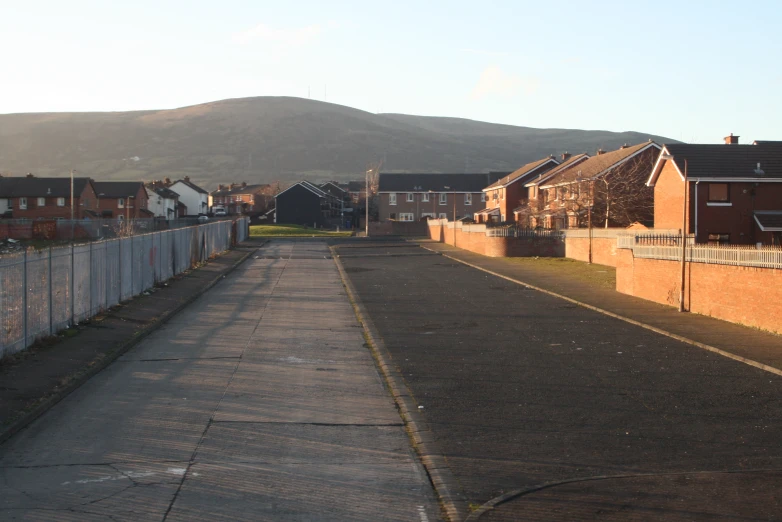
231 23 322 47
471 66 539 100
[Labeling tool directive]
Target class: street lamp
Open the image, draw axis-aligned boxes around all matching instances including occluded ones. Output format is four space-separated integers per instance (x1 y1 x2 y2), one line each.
365 168 372 237
661 153 688 312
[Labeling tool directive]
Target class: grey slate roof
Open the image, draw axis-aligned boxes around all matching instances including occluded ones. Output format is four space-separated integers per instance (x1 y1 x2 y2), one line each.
0 176 93 198
93 181 145 198
378 173 509 193
148 186 180 199
754 211 782 231
662 142 782 180
172 179 209 194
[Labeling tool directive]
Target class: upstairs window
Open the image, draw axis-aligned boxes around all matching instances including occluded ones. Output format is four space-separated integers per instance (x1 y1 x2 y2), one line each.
708 183 730 203
19 197 27 209
57 197 65 206
37 197 46 207
389 193 397 205
464 193 472 205
406 193 414 202
118 198 125 208
439 193 447 205
481 193 486 202
422 193 430 202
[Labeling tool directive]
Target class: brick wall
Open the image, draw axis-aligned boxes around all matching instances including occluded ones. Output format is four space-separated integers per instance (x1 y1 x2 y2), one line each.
616 249 782 335
565 237 618 266
427 221 564 257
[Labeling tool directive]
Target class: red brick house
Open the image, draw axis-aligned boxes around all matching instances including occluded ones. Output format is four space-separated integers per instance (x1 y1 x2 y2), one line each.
527 141 661 229
93 182 151 219
0 175 98 219
514 152 590 225
378 173 508 222
209 182 273 215
475 157 559 224
647 136 782 246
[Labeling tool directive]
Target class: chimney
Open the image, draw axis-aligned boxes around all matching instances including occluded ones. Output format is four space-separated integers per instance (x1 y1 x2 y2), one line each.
26 172 34 178
561 152 571 162
620 143 629 149
164 177 172 185
217 184 224 191
724 133 739 145
241 181 247 188
184 176 190 183
596 148 606 155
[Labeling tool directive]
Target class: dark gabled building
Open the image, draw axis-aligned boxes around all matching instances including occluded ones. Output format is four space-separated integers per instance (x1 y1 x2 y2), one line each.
378 172 509 222
274 181 338 226
93 181 151 219
647 135 782 245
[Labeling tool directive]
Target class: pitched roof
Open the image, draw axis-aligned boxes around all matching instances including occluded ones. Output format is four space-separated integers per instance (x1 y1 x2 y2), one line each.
320 182 347 195
754 211 782 231
347 181 365 192
541 141 660 188
0 176 93 198
647 142 782 185
210 183 269 196
275 181 327 199
379 173 509 193
93 181 145 198
485 157 559 190
524 154 591 187
171 179 208 194
147 186 180 199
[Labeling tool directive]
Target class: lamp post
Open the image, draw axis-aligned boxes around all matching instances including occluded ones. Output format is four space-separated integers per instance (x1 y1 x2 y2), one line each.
661 154 688 312
365 168 371 238
70 169 75 242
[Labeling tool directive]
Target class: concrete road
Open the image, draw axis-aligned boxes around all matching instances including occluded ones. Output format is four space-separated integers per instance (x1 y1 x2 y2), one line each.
337 242 782 519
0 240 439 521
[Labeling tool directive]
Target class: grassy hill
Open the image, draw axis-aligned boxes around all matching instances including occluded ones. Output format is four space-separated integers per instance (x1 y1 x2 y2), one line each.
0 97 676 190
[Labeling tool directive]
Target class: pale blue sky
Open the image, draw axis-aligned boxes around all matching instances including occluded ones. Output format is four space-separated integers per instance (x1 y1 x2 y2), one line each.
2 0 780 143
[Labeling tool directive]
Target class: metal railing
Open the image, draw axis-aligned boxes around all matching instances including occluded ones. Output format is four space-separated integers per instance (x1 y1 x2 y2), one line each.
616 232 694 249
486 225 564 238
629 243 782 269
0 217 249 359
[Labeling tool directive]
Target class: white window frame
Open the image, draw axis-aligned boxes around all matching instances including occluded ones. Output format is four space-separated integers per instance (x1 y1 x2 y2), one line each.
438 212 447 219
422 193 430 202
57 197 65 207
406 193 414 202
19 197 27 210
481 193 486 202
398 213 415 222
389 193 397 206
37 197 46 207
118 198 125 208
439 193 447 205
464 193 472 206
421 212 435 219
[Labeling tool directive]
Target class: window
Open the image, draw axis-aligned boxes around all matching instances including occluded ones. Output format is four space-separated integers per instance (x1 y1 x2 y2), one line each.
389 193 397 205
421 212 435 219
439 193 447 205
118 198 125 208
37 197 45 207
707 183 730 204
406 193 414 202
708 233 730 245
389 212 396 219
464 193 472 205
398 213 415 221
438 213 447 219
57 197 65 206
481 193 486 202
19 197 27 209
422 193 430 202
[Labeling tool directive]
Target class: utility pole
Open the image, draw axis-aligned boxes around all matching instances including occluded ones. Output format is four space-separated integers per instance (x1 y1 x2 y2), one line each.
365 168 370 237
70 169 75 242
679 159 689 312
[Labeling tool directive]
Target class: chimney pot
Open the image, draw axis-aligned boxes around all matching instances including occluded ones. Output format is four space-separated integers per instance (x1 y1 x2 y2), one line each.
26 172 34 178
620 143 629 149
561 152 571 161
241 181 247 188
184 176 190 182
724 133 740 145
596 148 606 155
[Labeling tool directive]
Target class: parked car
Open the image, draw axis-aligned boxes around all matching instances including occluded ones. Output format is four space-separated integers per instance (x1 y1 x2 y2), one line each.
213 206 227 216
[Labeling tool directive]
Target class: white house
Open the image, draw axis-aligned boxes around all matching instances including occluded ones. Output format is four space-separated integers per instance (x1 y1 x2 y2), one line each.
146 186 180 220
169 177 208 216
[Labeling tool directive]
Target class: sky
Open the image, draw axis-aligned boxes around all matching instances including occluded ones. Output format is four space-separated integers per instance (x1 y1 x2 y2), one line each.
2 0 781 143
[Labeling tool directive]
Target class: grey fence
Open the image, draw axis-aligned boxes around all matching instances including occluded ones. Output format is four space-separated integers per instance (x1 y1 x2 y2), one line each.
0 217 249 359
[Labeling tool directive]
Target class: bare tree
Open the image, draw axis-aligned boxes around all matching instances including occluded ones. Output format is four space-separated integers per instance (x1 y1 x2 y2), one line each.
590 155 654 228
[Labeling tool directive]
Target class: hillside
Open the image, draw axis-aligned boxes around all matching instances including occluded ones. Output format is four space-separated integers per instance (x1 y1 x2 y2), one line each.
0 97 676 189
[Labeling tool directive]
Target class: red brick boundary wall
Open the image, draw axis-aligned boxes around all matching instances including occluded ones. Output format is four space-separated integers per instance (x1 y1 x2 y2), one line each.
565 237 618 267
616 248 782 335
427 221 564 258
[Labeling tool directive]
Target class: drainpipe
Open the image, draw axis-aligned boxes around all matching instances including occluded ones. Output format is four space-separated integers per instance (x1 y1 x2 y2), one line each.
694 179 700 242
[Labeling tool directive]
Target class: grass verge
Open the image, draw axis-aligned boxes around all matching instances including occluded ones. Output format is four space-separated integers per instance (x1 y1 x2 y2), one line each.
250 224 353 237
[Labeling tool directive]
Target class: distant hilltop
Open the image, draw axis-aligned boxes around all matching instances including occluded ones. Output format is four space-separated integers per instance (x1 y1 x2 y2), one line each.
0 96 677 189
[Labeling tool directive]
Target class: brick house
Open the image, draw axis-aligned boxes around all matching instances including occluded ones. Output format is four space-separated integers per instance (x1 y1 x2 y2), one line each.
475 157 559 224
0 175 99 219
378 173 508 222
515 152 591 225
209 182 273 215
527 141 661 229
647 136 782 245
93 181 151 219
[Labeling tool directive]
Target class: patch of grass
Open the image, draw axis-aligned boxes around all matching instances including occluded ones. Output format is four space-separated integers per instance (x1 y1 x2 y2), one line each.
505 257 617 289
250 224 353 237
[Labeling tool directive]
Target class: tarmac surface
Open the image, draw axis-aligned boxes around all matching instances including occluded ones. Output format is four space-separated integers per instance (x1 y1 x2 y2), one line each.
0 240 439 521
336 240 782 520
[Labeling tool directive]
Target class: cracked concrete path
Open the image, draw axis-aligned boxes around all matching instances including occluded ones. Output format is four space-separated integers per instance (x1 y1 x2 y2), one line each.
0 240 439 521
